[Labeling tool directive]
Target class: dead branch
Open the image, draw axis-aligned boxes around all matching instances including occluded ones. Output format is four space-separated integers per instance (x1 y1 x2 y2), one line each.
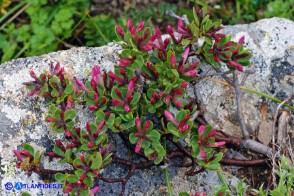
233 72 250 139
271 92 294 186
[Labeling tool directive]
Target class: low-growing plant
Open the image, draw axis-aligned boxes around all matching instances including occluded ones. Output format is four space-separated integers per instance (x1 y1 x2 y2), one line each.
15 7 254 196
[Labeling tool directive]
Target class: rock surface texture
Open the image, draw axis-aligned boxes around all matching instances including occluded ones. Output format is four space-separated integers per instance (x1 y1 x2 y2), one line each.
0 17 293 195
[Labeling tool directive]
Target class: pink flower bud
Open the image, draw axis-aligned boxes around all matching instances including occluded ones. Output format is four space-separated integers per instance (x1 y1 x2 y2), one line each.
135 117 142 131
143 121 151 132
213 54 220 63
30 70 37 80
115 88 123 99
135 138 143 154
46 117 56 122
216 141 226 147
112 99 123 106
74 77 90 92
80 154 86 163
13 150 23 161
115 25 124 39
238 36 245 45
183 70 197 77
87 142 94 148
86 122 91 134
164 38 170 47
198 125 205 134
55 140 65 152
90 186 100 195
180 82 189 88
200 151 207 158
173 100 183 108
97 120 106 132
127 18 133 31
88 106 97 111
167 25 174 36
170 54 177 68
119 59 131 67
180 46 190 65
164 110 179 126
124 105 131 113
229 61 243 72
127 80 135 98
137 21 145 32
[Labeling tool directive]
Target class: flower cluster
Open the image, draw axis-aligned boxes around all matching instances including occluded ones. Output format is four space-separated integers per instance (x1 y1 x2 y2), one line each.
17 7 248 195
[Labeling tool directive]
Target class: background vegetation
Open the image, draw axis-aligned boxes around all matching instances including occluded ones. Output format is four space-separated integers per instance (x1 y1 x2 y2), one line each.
0 0 293 63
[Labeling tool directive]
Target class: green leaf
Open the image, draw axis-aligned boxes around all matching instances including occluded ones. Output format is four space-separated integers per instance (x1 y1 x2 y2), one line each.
64 84 74 94
130 92 141 105
23 143 35 156
80 189 89 196
193 7 199 27
146 130 160 141
171 69 179 78
66 174 79 183
83 177 93 187
121 49 132 58
53 145 64 156
211 152 223 164
148 106 156 113
73 158 83 166
64 149 72 158
129 133 139 144
179 192 190 196
55 173 65 182
64 109 77 120
103 153 113 166
91 152 102 170
75 169 85 177
144 148 154 156
85 154 94 165
175 110 186 121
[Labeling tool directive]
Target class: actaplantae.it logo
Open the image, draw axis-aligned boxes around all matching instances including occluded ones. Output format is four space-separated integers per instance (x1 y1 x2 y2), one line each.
4 182 62 191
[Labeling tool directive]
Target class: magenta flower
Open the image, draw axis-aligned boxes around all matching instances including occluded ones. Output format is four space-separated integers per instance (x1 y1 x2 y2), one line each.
150 27 170 60
141 62 159 80
163 82 188 108
49 62 64 77
170 46 200 78
82 120 106 149
167 25 182 44
197 125 226 158
150 91 165 105
88 92 107 112
74 77 90 93
209 37 234 63
23 71 47 96
224 36 249 72
111 78 137 113
90 65 103 90
115 24 124 39
167 19 193 44
164 110 190 134
116 18 155 51
133 117 152 154
13 150 34 168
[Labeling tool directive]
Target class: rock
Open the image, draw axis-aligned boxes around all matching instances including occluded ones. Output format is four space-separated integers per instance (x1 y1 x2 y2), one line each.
257 120 273 145
196 17 294 139
0 17 293 195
